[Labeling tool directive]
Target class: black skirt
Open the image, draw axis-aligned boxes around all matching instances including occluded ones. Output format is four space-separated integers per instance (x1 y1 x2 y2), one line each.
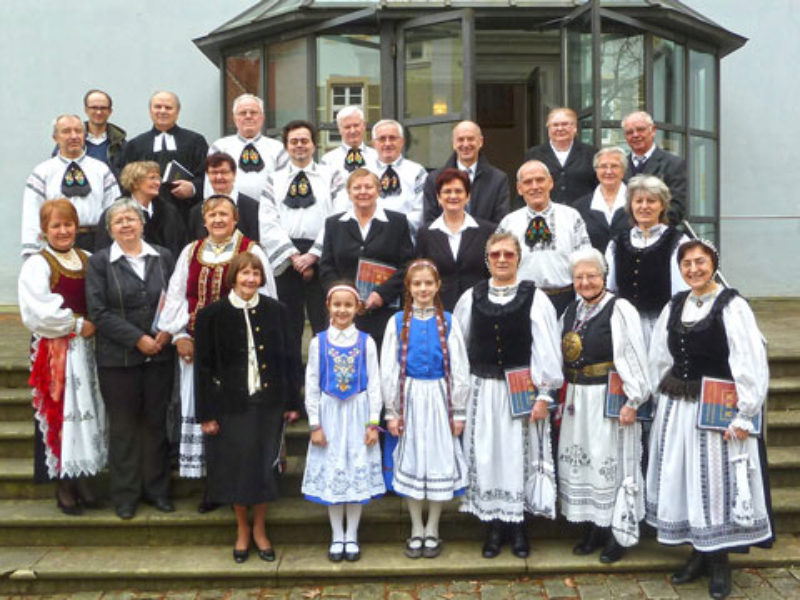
205 398 284 505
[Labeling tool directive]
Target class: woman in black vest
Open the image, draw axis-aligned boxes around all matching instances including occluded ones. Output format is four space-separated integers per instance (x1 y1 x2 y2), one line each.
453 231 563 560
646 240 773 600
558 247 649 563
605 175 689 347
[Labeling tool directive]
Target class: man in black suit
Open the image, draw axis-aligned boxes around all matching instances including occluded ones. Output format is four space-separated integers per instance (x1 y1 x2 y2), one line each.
622 110 687 225
119 91 208 226
188 153 260 242
524 107 597 206
422 121 510 226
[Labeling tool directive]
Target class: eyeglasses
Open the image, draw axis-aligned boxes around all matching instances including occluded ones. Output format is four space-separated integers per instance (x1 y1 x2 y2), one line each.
573 273 603 282
288 138 312 146
235 110 261 117
86 106 110 112
375 135 400 143
595 163 623 171
487 250 517 260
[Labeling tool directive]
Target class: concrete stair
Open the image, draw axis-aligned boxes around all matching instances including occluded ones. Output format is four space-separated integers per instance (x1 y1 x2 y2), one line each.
0 306 798 593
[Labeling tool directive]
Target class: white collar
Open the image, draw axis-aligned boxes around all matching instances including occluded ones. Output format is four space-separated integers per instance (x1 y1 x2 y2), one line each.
153 131 177 152
109 240 159 262
429 212 479 234
57 152 86 164
632 223 667 239
342 143 367 152
327 323 358 343
237 133 262 144
228 289 260 309
549 141 573 155
339 205 389 223
288 160 316 175
377 156 404 169
456 160 476 174
589 183 627 214
633 144 656 162
204 182 240 201
86 131 108 144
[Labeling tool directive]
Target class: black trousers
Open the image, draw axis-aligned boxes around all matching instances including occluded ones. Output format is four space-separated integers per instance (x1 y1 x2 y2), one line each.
276 243 327 363
98 360 174 507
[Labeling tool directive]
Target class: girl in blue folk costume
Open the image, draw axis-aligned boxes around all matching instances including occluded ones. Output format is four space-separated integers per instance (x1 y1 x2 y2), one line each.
301 282 385 562
380 259 470 559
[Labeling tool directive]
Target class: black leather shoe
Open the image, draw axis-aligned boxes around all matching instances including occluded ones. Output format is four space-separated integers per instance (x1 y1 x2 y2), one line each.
599 536 626 563
482 521 503 559
197 499 221 514
151 497 175 513
344 541 361 562
233 547 249 563
708 552 731 599
573 525 607 555
510 523 530 559
257 547 276 562
328 541 345 562
115 503 136 520
671 550 707 585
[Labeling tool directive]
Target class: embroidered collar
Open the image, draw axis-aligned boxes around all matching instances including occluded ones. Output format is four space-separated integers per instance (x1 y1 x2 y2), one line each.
489 281 519 297
688 286 721 308
228 289 259 309
377 156 404 170
288 160 316 175
412 305 436 319
632 223 667 240
327 323 358 344
525 202 554 220
57 152 86 164
237 133 262 144
45 245 82 270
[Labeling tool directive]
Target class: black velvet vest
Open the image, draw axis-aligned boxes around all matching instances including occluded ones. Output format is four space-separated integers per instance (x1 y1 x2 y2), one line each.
562 297 616 383
467 280 536 379
659 288 738 397
614 227 682 312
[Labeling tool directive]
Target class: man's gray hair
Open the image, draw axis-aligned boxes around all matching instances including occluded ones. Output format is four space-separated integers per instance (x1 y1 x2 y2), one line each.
516 159 551 181
371 119 404 140
149 90 181 111
621 110 654 130
336 105 364 126
232 93 264 115
52 114 83 136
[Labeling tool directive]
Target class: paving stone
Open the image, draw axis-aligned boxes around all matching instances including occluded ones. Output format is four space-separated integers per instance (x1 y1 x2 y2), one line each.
573 574 607 586
734 569 765 588
606 574 643 598
542 578 578 599
577 584 612 600
66 593 104 600
163 593 196 600
227 590 262 600
789 567 800 581
638 578 678 599
509 578 544 599
101 593 138 600
478 582 513 600
759 567 793 579
387 592 415 600
350 583 385 600
743 583 784 600
768 576 800 597
195 592 231 600
448 594 479 600
417 583 449 599
321 583 354 598
449 581 479 593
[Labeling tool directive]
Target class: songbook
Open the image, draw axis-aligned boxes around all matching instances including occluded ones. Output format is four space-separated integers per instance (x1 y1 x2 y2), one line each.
697 376 762 436
356 258 399 308
505 367 538 419
603 370 654 421
162 160 194 183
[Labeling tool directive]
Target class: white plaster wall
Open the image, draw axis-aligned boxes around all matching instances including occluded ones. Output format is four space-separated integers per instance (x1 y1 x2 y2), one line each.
0 0 253 304
686 0 800 296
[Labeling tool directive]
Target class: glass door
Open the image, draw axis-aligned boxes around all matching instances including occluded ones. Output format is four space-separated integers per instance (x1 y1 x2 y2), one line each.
397 9 475 167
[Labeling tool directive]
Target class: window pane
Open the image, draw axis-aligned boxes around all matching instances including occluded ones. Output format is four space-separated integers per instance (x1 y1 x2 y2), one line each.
690 49 716 132
404 22 463 119
689 136 717 217
224 48 262 133
406 122 457 169
656 130 684 158
686 221 717 248
600 32 644 121
317 34 381 153
266 38 307 128
566 15 593 112
653 37 685 126
600 127 626 148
